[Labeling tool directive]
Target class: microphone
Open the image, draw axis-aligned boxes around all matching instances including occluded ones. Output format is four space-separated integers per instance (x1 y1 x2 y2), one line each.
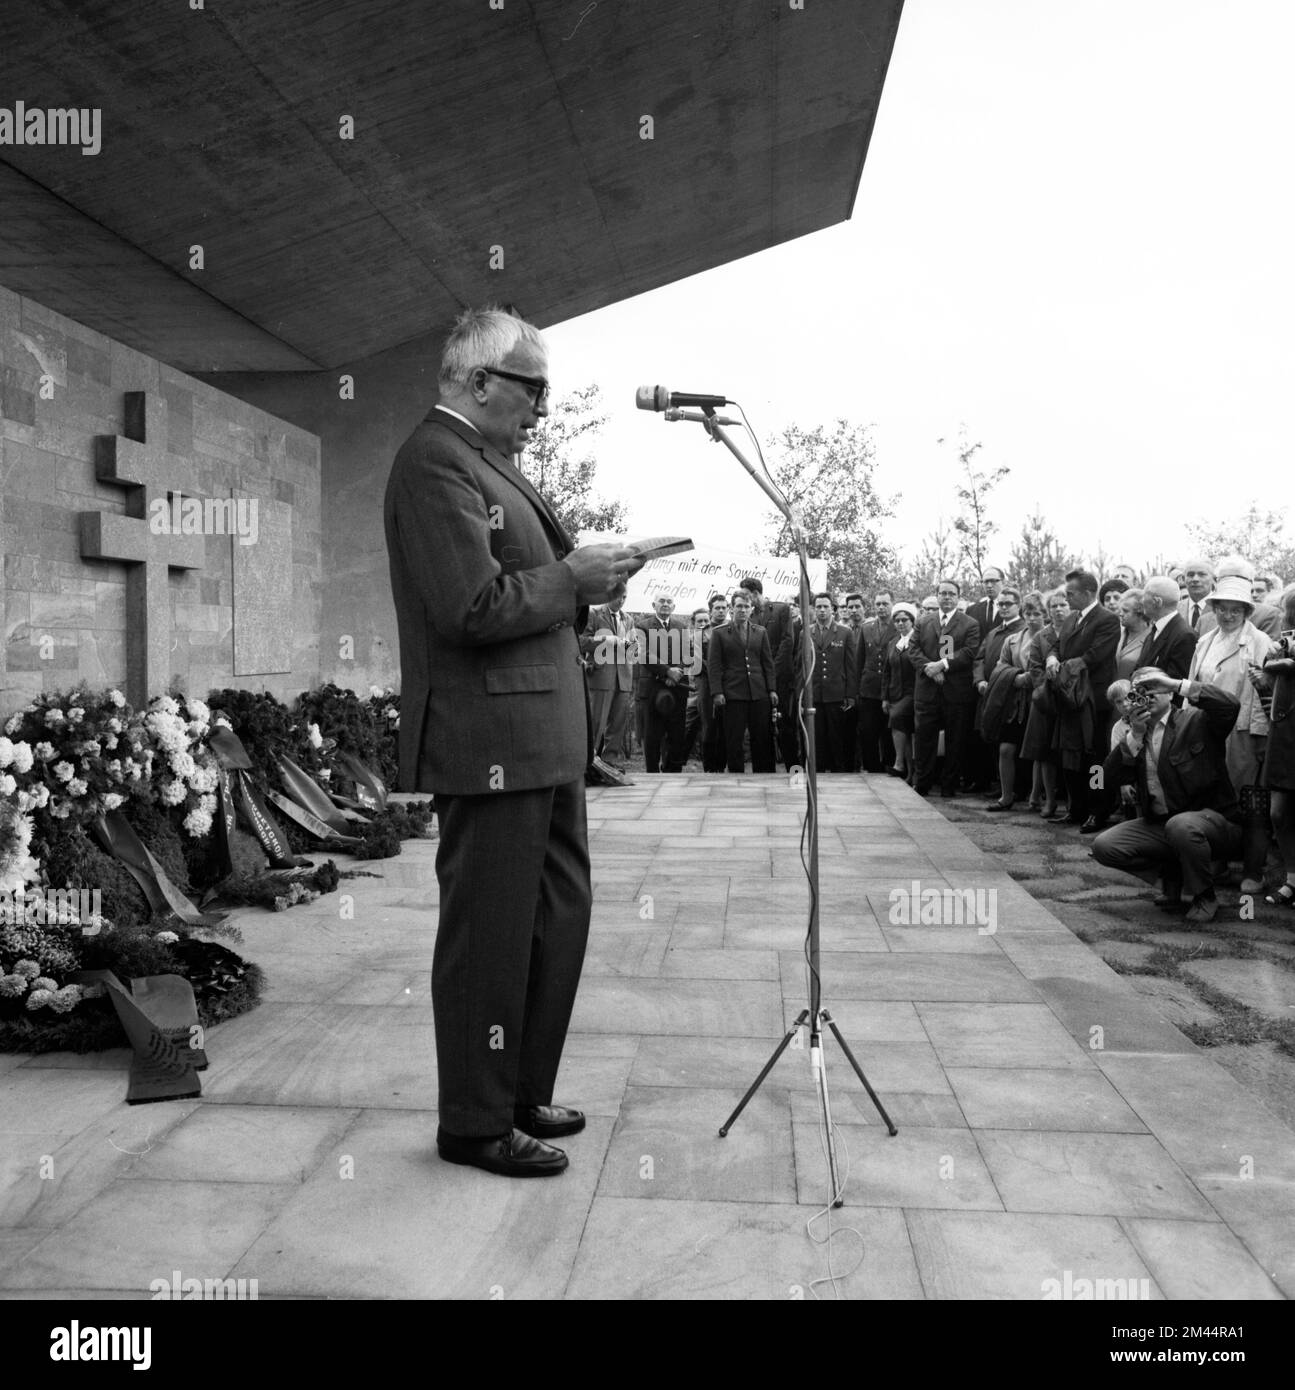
664 408 740 426
636 385 730 412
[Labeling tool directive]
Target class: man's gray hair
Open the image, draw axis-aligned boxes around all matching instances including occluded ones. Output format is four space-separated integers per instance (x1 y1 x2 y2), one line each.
1142 575 1179 608
439 306 545 390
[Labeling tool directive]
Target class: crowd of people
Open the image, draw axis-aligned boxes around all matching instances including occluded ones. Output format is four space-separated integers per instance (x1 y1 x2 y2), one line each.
582 558 1295 927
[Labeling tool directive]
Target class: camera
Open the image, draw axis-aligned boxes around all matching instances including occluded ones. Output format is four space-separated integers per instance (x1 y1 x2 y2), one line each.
1126 685 1156 713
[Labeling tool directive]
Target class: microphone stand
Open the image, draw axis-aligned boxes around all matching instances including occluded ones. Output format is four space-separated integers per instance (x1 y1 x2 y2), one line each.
680 406 897 1207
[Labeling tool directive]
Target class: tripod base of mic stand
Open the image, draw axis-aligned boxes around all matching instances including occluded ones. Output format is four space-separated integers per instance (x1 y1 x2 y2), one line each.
719 1009 897 1208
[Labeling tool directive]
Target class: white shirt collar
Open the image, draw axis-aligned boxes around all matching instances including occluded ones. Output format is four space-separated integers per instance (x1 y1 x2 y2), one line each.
434 403 478 432
1079 600 1099 621
1153 611 1175 635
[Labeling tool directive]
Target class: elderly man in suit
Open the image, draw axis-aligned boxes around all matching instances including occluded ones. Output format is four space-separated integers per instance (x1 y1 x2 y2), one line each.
581 593 634 764
1139 576 1199 678
636 593 689 772
1045 568 1121 825
709 589 778 772
1092 668 1242 923
909 578 981 796
1178 557 1215 635
385 306 641 1178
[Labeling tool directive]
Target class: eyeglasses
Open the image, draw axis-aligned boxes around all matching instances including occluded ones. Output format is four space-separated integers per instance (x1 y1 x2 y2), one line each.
937 590 959 598
482 367 551 406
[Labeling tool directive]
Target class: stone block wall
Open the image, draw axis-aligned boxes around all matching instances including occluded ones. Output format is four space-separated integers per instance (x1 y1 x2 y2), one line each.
1 285 322 720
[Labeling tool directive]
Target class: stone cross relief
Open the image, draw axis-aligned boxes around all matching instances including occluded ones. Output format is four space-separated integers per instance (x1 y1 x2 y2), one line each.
79 392 204 708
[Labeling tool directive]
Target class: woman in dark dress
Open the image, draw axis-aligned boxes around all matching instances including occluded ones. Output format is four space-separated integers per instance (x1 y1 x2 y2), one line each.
978 586 1036 811
881 603 918 782
1258 584 1295 907
1022 588 1070 818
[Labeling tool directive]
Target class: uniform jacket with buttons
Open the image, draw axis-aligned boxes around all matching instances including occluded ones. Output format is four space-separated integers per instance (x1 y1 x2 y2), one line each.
708 621 776 702
384 408 589 794
856 616 895 700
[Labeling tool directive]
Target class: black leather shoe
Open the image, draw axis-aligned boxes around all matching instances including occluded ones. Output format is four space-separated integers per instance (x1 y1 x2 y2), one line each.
985 801 1014 812
437 1127 568 1177
513 1103 586 1139
1079 816 1108 834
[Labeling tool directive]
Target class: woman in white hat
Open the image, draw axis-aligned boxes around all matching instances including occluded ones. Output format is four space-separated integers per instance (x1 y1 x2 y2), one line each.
881 602 920 782
1189 574 1274 895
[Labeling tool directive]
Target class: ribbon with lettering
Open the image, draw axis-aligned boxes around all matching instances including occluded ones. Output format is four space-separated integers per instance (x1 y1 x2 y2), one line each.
207 725 300 869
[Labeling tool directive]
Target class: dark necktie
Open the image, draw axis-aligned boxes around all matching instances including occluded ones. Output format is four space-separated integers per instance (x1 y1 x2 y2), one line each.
1190 603 1201 630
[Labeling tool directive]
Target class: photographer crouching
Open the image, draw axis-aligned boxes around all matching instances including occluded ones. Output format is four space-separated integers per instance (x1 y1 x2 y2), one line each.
1090 667 1241 923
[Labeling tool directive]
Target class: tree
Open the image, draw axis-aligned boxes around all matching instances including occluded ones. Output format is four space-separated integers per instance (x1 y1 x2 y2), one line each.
1008 508 1074 594
519 384 628 543
907 515 960 596
943 429 1009 583
1184 502 1295 579
758 419 897 594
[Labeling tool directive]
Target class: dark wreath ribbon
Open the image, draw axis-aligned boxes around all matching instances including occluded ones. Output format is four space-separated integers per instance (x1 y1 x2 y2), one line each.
91 811 225 929
206 725 300 870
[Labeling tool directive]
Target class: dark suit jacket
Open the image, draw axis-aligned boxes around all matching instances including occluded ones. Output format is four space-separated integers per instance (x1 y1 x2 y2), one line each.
581 604 634 692
634 615 689 698
759 600 795 681
1120 682 1241 821
384 408 586 795
909 611 981 705
1055 604 1121 711
967 597 1004 645
708 622 776 702
1138 613 1198 681
856 616 895 700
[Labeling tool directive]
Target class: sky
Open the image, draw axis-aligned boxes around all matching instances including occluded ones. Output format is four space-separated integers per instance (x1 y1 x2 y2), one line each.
545 0 1295 579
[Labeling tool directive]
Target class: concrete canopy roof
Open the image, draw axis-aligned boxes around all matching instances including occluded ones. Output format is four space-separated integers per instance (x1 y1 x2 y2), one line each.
0 0 904 373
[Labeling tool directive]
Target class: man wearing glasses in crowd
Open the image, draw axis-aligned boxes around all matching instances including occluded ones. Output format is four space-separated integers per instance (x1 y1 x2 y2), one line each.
908 578 981 797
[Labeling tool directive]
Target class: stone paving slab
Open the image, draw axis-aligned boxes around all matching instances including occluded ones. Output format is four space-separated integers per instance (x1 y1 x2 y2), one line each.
1 773 1291 1299
905 1210 1164 1300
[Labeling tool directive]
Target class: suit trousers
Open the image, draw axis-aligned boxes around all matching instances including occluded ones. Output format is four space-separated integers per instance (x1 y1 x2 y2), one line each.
814 701 847 772
914 696 972 794
1092 810 1242 899
604 688 630 760
778 683 801 769
587 685 617 757
857 697 891 773
431 779 592 1137
723 698 775 773
644 687 686 772
843 703 860 772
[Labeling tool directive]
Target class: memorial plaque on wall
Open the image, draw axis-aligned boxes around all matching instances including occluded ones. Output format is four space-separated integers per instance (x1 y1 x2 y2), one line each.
232 493 293 675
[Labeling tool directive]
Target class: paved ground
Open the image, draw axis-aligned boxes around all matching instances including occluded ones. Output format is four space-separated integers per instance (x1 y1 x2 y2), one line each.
937 798 1295 1133
1 774 1292 1300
